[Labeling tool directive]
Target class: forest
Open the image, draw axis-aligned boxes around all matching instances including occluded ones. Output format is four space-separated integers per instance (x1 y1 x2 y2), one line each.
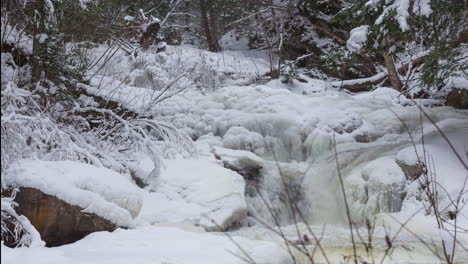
1 0 467 263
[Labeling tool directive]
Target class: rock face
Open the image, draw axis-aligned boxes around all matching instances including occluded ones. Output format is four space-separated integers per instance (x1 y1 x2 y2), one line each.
14 187 117 247
446 88 468 109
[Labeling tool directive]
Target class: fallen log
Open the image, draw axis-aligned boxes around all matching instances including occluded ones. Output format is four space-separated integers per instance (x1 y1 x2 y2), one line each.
331 72 388 92
333 53 430 92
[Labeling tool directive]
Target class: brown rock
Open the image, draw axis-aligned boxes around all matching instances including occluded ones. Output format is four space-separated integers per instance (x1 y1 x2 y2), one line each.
446 88 468 109
14 187 117 247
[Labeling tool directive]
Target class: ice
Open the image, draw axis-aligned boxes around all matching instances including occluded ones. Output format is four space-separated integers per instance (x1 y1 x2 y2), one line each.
222 126 265 153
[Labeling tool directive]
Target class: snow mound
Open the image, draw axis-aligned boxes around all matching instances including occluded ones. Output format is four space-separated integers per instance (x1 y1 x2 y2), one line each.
3 160 144 227
361 156 406 184
138 157 247 231
1 226 292 264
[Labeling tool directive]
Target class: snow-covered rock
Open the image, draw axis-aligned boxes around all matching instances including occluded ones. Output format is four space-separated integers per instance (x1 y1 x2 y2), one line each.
213 146 265 197
137 157 248 231
395 145 425 181
213 146 264 174
12 187 118 246
3 160 144 227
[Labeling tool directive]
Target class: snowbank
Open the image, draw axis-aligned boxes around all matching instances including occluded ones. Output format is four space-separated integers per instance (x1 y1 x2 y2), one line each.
1 226 292 264
137 157 248 231
3 160 144 227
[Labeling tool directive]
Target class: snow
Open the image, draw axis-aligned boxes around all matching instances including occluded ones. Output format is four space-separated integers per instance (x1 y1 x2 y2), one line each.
0 24 33 54
136 157 248 231
1 198 44 247
85 44 270 114
213 146 265 171
396 144 424 166
222 126 265 153
413 0 432 16
375 0 411 32
1 226 292 264
141 16 160 33
3 160 144 227
331 72 386 87
444 76 468 91
220 30 250 51
370 0 432 32
37 33 48 44
81 44 468 235
3 30 468 264
353 87 402 106
361 156 406 184
347 25 370 52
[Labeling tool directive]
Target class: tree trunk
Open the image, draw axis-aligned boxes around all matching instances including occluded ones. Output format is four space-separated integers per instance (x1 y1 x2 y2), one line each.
32 0 47 83
140 22 160 50
383 52 403 91
199 0 220 52
209 8 220 51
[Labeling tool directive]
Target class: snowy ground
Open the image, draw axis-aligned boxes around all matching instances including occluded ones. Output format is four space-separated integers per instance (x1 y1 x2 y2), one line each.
1 226 290 264
3 44 468 263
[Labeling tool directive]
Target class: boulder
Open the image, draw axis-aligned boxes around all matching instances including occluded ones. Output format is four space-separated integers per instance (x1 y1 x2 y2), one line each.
446 88 468 109
13 187 116 247
3 160 144 246
213 146 264 197
395 145 425 181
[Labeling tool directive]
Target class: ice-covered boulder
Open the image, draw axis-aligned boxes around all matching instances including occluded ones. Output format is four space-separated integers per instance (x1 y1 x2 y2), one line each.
138 157 247 231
